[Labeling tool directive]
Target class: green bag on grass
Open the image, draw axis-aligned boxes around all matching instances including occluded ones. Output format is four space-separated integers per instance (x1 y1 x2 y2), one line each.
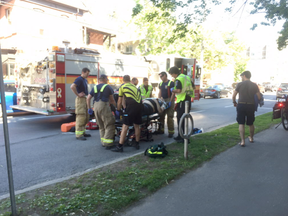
144 142 168 158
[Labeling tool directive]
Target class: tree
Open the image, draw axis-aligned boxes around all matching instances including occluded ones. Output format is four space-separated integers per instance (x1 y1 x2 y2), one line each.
134 0 288 50
248 0 288 50
131 2 248 75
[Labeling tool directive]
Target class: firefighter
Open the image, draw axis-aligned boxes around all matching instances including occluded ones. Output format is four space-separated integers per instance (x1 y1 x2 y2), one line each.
87 74 116 149
112 75 142 152
70 68 91 141
131 77 139 87
157 71 175 138
169 66 195 143
139 77 153 99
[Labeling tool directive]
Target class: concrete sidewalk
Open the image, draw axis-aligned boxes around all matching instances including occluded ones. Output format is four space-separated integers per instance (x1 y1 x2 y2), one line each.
121 125 288 216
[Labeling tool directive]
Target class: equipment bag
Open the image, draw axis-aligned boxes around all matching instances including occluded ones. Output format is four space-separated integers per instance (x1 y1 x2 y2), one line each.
144 142 168 158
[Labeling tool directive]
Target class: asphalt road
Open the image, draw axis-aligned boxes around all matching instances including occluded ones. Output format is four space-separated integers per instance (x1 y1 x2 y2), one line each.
0 92 277 197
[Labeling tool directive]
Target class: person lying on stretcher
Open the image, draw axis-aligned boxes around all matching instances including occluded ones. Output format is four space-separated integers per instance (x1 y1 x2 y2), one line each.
115 98 171 119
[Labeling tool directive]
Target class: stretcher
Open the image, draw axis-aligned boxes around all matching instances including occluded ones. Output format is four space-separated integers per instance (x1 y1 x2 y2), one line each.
114 113 162 146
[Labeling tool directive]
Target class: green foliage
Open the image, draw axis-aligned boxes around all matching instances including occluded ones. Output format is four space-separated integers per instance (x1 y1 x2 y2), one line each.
131 1 248 75
246 0 288 50
132 0 221 44
135 0 288 50
277 21 288 50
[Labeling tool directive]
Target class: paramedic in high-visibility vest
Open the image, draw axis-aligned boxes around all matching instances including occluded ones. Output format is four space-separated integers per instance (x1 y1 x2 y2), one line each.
86 74 116 149
157 71 175 138
139 77 153 99
70 67 91 141
169 66 195 143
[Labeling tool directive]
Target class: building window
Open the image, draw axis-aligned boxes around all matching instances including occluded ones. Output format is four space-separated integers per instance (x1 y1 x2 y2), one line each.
86 33 90 45
3 62 15 79
166 58 170 71
125 45 132 53
5 8 11 24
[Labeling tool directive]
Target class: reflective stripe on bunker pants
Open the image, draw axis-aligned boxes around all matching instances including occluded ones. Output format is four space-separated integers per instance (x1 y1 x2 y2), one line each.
94 100 115 147
75 97 89 138
159 98 174 135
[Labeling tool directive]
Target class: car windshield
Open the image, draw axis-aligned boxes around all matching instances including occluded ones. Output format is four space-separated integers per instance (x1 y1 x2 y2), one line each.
280 83 288 88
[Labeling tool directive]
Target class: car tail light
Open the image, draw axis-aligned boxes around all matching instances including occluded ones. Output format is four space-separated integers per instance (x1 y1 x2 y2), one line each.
211 89 216 92
278 88 282 91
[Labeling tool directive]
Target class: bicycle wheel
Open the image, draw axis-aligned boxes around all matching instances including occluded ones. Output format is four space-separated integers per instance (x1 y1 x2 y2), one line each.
281 108 288 130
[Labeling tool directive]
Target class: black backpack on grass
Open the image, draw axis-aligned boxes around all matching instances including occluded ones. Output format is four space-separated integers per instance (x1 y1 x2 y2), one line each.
144 142 168 158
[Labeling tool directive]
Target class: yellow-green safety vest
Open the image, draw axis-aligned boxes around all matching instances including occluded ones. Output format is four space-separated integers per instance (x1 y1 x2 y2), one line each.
119 83 142 103
159 80 172 87
174 74 194 103
140 84 153 99
94 84 108 100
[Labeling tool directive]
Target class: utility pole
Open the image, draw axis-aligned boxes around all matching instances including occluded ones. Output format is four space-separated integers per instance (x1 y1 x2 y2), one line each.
0 45 17 215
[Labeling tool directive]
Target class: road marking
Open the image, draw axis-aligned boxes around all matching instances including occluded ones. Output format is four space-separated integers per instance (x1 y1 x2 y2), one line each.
264 98 277 102
191 110 204 113
18 116 49 121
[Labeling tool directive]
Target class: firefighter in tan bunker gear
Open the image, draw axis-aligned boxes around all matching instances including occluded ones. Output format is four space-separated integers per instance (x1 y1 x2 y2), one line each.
70 68 91 141
87 74 116 149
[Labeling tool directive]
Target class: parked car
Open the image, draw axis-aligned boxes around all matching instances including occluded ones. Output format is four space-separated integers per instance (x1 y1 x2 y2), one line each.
203 85 232 99
263 82 277 92
200 84 208 98
276 83 288 99
257 83 265 93
0 80 17 117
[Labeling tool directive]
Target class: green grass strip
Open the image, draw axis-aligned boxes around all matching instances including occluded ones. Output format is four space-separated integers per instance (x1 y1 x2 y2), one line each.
0 112 281 216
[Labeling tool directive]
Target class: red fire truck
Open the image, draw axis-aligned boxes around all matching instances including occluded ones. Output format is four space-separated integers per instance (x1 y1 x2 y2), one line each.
12 50 149 115
12 50 201 115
